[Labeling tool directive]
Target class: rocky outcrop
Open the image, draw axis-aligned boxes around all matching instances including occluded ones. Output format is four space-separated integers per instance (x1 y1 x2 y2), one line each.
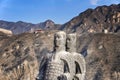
61 4 120 34
0 28 12 36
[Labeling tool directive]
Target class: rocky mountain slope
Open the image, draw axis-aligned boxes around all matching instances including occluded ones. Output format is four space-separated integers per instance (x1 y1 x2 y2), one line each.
0 32 39 80
77 32 120 80
0 31 119 80
0 20 61 34
0 30 56 80
61 4 120 34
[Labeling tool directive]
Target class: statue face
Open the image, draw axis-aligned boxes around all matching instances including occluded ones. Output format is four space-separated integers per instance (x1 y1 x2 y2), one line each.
54 31 66 50
66 33 76 51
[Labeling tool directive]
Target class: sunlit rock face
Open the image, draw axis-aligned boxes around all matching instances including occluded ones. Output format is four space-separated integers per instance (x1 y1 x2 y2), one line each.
0 28 12 36
61 4 120 34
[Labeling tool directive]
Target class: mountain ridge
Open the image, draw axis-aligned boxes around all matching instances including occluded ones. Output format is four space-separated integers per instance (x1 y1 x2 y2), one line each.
0 19 61 34
61 4 120 34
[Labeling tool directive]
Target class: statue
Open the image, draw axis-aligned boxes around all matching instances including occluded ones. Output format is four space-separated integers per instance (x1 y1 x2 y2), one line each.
66 33 86 80
41 31 86 80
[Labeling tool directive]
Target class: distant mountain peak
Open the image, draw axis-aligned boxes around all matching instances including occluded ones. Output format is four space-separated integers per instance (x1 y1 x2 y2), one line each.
45 19 54 23
16 21 24 23
44 19 55 25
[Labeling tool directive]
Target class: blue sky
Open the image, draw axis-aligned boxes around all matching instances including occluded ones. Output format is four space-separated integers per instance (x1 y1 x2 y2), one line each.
0 0 120 24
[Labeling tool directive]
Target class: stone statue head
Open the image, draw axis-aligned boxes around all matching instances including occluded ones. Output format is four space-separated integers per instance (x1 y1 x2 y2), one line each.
66 33 76 52
54 31 66 52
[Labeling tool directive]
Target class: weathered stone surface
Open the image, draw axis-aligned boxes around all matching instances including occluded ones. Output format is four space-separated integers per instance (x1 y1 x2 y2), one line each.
44 31 67 80
66 33 86 80
43 31 86 80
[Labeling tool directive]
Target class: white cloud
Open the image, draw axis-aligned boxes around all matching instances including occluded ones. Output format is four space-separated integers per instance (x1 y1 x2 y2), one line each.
90 0 99 5
109 0 119 4
90 0 120 5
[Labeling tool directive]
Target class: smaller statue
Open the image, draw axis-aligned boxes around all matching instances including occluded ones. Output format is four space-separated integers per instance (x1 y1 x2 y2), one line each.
66 33 86 80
